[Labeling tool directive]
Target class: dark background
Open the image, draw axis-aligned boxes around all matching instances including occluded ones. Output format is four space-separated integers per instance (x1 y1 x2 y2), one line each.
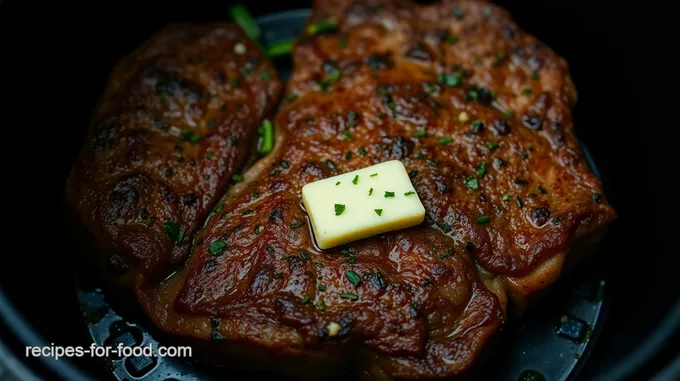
2 0 678 380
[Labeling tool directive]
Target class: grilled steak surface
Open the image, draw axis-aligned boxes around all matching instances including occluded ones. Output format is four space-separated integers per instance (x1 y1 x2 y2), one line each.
136 0 614 379
67 0 616 379
66 24 281 281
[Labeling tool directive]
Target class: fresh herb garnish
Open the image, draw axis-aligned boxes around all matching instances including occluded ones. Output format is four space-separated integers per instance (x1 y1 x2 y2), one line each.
404 191 416 196
413 130 427 137
438 136 453 145
537 186 547 194
476 215 490 224
352 175 359 185
436 221 452 233
502 193 510 201
374 209 383 216
334 204 346 215
514 178 529 185
232 174 244 182
465 177 479 190
486 141 498 150
384 191 395 198
476 162 488 177
208 240 226 255
302 296 310 304
370 173 378 177
307 18 338 35
368 188 373 196
340 293 358 300
163 222 184 245
346 270 361 286
516 196 524 208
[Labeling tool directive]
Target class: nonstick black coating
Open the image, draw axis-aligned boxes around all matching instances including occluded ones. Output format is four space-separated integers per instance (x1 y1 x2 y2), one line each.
73 9 610 381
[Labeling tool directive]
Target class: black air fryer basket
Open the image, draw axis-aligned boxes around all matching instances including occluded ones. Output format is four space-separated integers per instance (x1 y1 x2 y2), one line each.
2 1 679 380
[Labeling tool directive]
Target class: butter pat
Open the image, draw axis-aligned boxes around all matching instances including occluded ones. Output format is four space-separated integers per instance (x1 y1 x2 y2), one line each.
301 160 425 249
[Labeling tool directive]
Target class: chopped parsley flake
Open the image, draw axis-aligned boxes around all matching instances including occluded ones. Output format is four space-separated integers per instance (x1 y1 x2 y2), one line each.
384 191 395 198
302 296 310 304
436 221 452 233
370 173 378 177
476 162 488 177
368 188 374 196
375 209 383 216
476 215 490 224
404 191 416 196
465 177 479 190
334 204 346 215
163 222 184 245
352 175 359 185
438 136 453 145
413 130 427 137
209 240 226 255
486 141 498 150
346 270 361 286
502 193 511 201
340 293 358 300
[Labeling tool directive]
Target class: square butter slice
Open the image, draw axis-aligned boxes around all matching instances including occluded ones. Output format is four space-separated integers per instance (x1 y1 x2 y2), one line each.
301 160 425 249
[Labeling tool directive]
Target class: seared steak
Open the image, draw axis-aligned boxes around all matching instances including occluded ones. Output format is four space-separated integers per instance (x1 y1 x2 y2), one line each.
66 24 281 283
137 0 614 380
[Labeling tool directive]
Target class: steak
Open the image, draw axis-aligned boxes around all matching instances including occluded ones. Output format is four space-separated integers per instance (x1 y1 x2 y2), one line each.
135 0 615 379
65 24 282 284
66 0 617 379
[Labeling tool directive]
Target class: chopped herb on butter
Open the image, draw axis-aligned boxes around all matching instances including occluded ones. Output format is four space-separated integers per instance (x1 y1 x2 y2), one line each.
384 191 395 198
375 209 383 216
352 175 359 185
334 204 346 215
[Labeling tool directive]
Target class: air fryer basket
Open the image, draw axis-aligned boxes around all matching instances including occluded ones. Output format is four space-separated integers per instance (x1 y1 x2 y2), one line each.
2 1 678 380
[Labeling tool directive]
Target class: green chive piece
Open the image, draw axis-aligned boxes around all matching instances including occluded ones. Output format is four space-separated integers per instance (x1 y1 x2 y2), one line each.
334 204 346 215
486 141 498 150
228 5 261 40
352 175 359 185
316 299 325 310
438 136 453 145
502 193 510 201
413 130 427 137
384 191 395 198
436 221 452 233
476 215 490 224
523 87 533 95
368 188 373 196
503 109 516 118
492 51 506 67
404 191 416 196
516 196 524 208
307 18 338 35
258 119 274 154
302 295 310 304
343 131 352 140
348 256 356 264
214 204 224 213
266 39 294 57
346 270 361 286
465 177 479 190
285 93 298 103
232 174 244 183
375 209 383 216
336 181 341 186
358 146 367 156
209 240 226 255
476 162 488 177
370 173 378 177
438 73 462 87
340 293 359 300
344 151 352 160
163 222 184 244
